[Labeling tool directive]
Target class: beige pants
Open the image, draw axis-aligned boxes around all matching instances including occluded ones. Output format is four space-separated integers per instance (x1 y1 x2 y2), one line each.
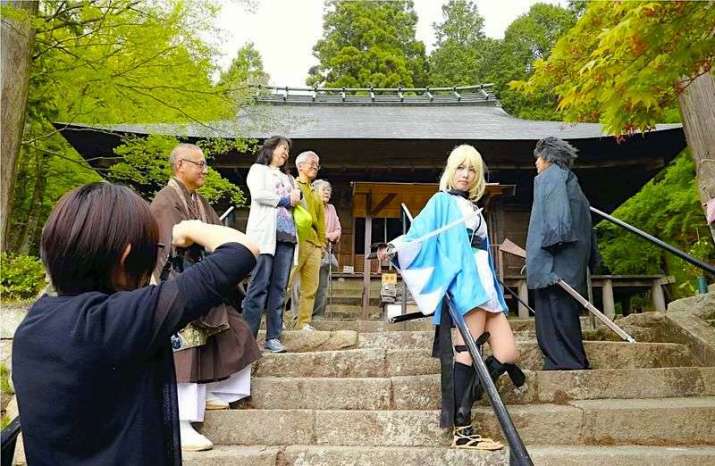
291 241 322 328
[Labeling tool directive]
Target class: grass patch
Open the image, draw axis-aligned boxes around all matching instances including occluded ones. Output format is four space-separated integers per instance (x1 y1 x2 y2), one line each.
1 364 13 397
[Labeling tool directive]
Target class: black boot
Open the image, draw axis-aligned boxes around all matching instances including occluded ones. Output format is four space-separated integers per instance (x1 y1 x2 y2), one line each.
452 362 503 451
474 356 527 401
453 361 474 427
452 332 490 426
485 355 526 388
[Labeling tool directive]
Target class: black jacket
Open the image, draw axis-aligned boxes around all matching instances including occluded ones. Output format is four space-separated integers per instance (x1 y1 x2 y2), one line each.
12 243 255 466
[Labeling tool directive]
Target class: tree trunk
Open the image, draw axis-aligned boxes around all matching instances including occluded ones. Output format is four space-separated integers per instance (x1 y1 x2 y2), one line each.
678 71 715 243
1 0 38 251
19 152 47 255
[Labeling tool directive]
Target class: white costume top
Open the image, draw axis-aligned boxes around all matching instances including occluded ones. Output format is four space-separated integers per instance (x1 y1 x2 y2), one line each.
454 195 504 313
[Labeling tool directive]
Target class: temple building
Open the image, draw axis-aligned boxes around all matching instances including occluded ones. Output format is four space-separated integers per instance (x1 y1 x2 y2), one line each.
57 85 687 315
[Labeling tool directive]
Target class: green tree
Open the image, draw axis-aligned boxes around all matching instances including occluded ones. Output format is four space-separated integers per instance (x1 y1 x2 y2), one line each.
428 0 486 86
219 41 270 110
307 0 428 88
106 135 246 209
487 2 576 119
4 0 248 255
513 1 715 289
596 153 713 297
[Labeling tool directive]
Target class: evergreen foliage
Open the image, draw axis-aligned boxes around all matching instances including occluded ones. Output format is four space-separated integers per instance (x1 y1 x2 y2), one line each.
3 0 249 256
428 0 486 86
486 3 576 119
0 253 45 302
512 1 715 133
596 153 714 296
307 0 428 88
218 41 271 110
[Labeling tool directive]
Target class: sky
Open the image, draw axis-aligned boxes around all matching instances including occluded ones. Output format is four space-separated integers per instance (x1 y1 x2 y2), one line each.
212 0 568 87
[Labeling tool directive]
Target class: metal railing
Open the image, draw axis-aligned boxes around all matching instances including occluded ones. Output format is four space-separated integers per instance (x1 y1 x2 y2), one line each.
1 417 21 466
591 207 715 276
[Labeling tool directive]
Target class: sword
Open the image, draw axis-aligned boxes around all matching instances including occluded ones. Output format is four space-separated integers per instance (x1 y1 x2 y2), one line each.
499 239 636 343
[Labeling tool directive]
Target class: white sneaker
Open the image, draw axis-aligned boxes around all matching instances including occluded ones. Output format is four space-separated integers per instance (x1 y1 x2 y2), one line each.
180 420 213 451
205 393 229 410
301 324 316 332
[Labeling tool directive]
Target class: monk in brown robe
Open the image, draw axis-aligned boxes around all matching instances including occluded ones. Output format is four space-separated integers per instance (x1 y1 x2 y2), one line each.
150 143 261 451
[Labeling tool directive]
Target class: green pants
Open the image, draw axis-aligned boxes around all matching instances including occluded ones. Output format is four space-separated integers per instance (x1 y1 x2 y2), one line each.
291 241 322 328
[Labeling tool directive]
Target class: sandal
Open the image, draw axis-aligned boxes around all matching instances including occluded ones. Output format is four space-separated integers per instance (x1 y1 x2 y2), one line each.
452 425 504 451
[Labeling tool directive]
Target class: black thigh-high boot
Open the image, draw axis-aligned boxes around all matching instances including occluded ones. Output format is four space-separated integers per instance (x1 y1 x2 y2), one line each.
451 335 503 451
453 361 475 427
485 356 526 388
473 356 527 402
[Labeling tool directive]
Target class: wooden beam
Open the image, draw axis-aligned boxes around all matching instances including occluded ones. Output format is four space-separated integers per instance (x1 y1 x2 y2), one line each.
369 193 397 217
362 193 372 319
602 279 616 318
652 283 667 312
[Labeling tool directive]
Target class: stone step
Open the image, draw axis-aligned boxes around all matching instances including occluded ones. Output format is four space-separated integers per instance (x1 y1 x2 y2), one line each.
529 445 715 466
311 317 595 333
199 397 715 447
183 445 715 466
244 367 715 410
312 317 595 333
182 444 715 466
257 330 358 353
327 295 382 306
253 342 698 378
357 330 535 350
329 278 383 291
183 445 505 466
325 303 380 318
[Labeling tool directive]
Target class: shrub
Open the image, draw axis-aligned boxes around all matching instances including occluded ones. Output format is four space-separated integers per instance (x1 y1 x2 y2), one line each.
0 253 46 302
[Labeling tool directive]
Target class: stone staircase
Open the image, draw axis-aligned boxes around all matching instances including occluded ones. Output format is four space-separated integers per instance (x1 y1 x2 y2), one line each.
184 315 715 466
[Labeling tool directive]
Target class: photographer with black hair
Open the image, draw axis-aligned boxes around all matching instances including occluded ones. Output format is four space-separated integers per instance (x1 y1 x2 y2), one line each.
12 182 258 466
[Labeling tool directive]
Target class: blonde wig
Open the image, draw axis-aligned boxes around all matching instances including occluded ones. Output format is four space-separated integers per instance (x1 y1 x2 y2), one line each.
439 144 486 202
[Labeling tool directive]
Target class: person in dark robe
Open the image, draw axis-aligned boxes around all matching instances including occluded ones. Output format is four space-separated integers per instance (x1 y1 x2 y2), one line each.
150 143 261 450
12 182 258 466
526 136 596 370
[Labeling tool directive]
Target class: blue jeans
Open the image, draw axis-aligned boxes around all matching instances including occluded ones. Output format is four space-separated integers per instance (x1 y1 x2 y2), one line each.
242 241 295 340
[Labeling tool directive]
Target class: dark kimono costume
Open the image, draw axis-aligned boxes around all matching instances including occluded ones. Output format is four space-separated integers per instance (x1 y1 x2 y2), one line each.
150 178 261 383
12 244 256 466
526 165 594 370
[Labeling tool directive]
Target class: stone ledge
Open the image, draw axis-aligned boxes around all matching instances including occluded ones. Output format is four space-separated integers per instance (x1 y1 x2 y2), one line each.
666 292 715 366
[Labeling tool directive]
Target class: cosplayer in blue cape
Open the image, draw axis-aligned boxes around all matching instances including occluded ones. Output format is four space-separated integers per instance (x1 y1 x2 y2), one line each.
390 192 506 324
380 145 525 451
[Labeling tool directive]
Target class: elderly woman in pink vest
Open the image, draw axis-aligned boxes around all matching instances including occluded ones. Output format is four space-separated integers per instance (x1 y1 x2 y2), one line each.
312 179 341 318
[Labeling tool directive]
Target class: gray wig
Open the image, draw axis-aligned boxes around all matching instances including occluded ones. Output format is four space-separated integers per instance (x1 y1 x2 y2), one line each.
533 137 578 169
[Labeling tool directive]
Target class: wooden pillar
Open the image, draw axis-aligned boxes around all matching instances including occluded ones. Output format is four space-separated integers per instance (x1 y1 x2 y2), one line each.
652 282 667 312
602 279 616 319
362 193 372 320
517 280 529 319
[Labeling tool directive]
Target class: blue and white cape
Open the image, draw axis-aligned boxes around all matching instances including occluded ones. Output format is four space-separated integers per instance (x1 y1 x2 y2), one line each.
390 192 507 325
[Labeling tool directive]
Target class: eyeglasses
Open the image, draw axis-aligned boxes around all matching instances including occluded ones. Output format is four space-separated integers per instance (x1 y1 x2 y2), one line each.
181 159 207 169
307 163 320 170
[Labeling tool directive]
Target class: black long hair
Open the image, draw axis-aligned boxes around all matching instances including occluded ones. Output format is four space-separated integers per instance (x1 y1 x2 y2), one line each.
255 135 292 174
